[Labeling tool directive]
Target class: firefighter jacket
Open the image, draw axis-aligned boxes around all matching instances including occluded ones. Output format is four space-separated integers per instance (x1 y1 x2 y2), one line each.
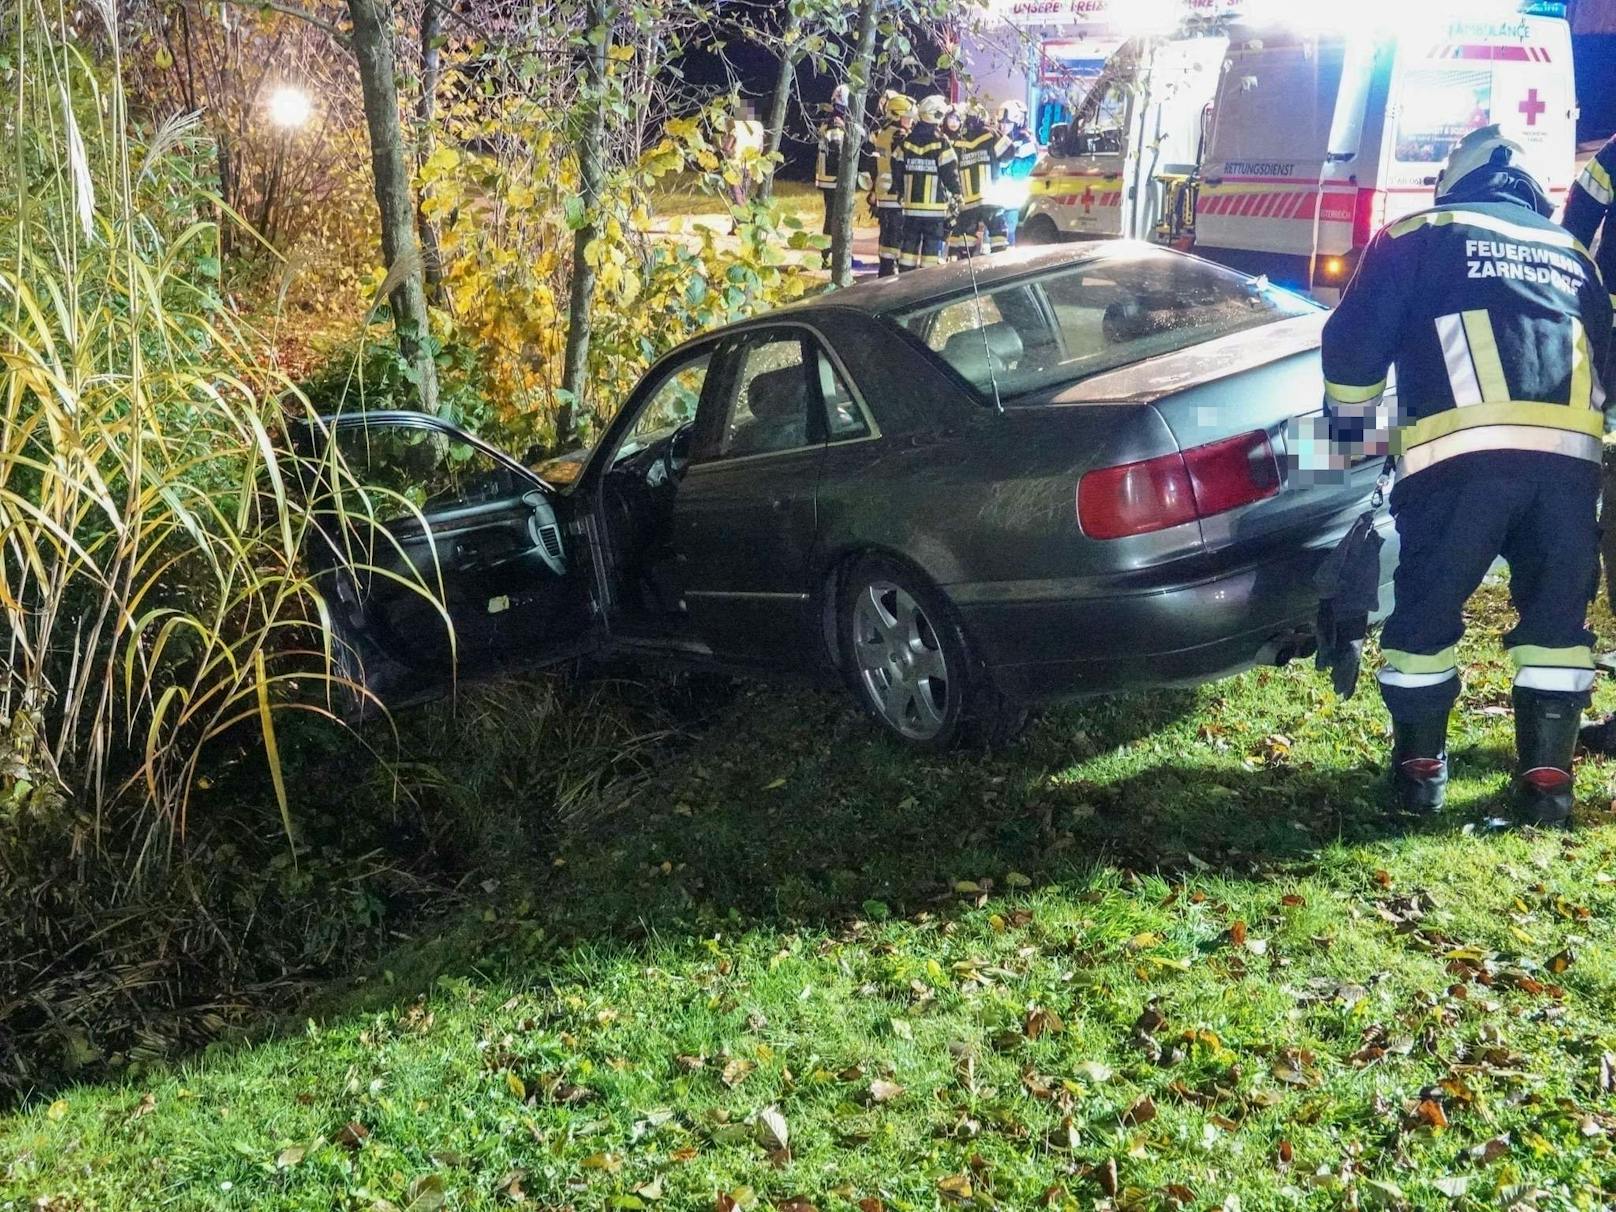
871 120 904 209
1321 168 1612 484
1564 134 1616 314
815 117 845 190
890 123 961 218
953 124 1013 208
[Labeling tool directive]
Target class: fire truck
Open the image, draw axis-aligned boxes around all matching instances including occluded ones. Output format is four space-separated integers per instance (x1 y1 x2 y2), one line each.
989 1 1578 297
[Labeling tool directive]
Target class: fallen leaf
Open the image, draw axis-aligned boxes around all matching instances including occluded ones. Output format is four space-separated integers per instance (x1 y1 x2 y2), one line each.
858 1200 885 1212
46 1100 68 1122
580 1151 621 1171
276 1145 306 1169
404 1174 447 1212
1005 871 1032 888
868 1079 905 1104
1374 869 1393 888
1024 1006 1064 1040
937 1173 973 1200
1229 920 1248 947
1414 1099 1449 1130
755 1106 789 1153
1099 1157 1120 1197
1074 1060 1114 1083
1548 948 1575 974
505 1072 526 1101
1122 1096 1157 1125
1126 932 1160 951
337 1121 370 1150
1434 1176 1469 1198
721 1057 755 1088
775 1199 818 1212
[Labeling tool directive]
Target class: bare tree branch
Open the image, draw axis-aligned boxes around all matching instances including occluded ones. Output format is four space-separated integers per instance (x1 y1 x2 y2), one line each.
213 0 354 52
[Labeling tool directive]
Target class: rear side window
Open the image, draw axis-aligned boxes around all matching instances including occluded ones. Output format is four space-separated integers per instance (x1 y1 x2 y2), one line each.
900 248 1318 403
1393 68 1491 164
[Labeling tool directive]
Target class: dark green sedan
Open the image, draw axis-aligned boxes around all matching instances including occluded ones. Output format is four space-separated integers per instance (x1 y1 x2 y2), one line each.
303 243 1396 749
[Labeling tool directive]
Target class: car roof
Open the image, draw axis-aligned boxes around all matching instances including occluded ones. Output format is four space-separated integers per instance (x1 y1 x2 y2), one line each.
776 243 1110 321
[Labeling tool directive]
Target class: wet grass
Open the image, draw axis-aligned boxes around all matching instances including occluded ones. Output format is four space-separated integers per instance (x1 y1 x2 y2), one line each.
7 583 1616 1210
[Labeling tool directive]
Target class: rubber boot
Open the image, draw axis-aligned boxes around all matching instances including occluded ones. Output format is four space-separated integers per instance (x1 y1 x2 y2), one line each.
1390 714 1449 815
1513 686 1587 829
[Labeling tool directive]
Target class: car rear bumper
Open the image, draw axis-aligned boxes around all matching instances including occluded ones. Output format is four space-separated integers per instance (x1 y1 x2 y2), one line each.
948 530 1393 703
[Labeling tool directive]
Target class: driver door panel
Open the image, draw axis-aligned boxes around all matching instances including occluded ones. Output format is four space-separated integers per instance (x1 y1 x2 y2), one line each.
301 415 594 711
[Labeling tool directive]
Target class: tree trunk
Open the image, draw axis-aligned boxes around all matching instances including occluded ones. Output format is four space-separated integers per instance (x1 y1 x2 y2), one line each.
758 10 801 204
348 0 439 413
416 0 444 296
558 0 610 449
829 0 879 286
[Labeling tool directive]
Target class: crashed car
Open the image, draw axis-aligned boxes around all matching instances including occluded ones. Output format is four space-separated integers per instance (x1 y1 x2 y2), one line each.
300 243 1396 749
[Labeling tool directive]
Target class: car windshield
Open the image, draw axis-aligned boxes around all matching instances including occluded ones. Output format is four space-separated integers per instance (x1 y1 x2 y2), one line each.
898 247 1319 403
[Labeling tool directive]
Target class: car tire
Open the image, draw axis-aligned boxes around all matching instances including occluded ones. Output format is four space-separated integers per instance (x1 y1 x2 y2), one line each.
1017 214 1063 246
837 555 1025 751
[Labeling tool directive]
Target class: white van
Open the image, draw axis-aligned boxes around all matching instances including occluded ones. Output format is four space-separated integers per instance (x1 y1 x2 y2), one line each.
1197 10 1577 297
1020 34 1228 245
1017 5 1577 300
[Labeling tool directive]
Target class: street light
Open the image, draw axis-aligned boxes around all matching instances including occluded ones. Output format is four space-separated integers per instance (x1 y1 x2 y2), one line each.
267 85 312 129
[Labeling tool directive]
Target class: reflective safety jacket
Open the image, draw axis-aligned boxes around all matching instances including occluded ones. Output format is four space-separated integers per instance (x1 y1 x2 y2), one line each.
890 123 961 218
815 118 845 191
1321 171 1612 483
1564 135 1616 315
871 120 903 209
953 125 1013 207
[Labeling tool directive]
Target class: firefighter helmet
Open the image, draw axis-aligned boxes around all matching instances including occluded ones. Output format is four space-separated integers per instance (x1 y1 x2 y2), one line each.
1435 124 1535 203
882 92 915 121
917 94 948 125
997 99 1028 127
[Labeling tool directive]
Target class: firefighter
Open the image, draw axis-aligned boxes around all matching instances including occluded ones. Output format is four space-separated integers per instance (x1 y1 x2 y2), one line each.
996 99 1038 246
1316 125 1612 826
1561 135 1616 755
949 101 1014 257
815 84 850 268
870 92 915 278
890 94 961 271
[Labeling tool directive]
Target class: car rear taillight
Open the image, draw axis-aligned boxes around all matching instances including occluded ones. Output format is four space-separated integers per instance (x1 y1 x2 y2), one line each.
1077 431 1280 540
1183 430 1281 516
1352 187 1384 249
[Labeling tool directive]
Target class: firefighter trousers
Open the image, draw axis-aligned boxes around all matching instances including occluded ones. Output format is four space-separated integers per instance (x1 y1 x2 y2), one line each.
877 207 904 277
1378 459 1600 720
948 205 1008 256
899 216 948 270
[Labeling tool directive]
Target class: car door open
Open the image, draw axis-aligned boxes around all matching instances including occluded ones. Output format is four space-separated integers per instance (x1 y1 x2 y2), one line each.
294 411 597 713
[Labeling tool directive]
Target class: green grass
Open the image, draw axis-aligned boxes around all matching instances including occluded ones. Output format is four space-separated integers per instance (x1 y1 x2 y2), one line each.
9 584 1616 1210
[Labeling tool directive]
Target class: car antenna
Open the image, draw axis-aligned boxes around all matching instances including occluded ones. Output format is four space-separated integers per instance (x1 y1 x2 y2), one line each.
962 238 1005 415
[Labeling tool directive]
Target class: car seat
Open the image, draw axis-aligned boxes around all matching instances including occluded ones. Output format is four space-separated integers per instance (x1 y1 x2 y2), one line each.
941 321 1025 388
728 364 808 455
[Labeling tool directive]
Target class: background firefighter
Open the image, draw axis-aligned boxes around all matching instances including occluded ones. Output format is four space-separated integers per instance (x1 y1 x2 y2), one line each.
889 94 961 271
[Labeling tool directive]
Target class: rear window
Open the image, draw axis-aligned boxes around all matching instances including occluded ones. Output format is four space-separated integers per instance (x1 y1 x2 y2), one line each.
899 248 1318 402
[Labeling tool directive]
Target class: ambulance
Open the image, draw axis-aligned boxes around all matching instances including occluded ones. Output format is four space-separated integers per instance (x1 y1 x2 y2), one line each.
1015 1 1578 298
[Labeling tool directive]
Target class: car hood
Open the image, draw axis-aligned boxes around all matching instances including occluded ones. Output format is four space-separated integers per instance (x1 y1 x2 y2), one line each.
1034 312 1327 406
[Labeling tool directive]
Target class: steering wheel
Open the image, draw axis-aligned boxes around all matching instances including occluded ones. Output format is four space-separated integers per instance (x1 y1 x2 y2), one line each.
651 422 694 487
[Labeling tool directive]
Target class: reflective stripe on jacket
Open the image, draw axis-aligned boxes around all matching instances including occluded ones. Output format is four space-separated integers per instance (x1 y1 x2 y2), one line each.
1321 180 1613 481
891 124 961 217
1565 135 1616 307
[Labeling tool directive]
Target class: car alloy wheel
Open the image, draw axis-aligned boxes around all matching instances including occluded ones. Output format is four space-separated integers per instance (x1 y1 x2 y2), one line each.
851 580 951 741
